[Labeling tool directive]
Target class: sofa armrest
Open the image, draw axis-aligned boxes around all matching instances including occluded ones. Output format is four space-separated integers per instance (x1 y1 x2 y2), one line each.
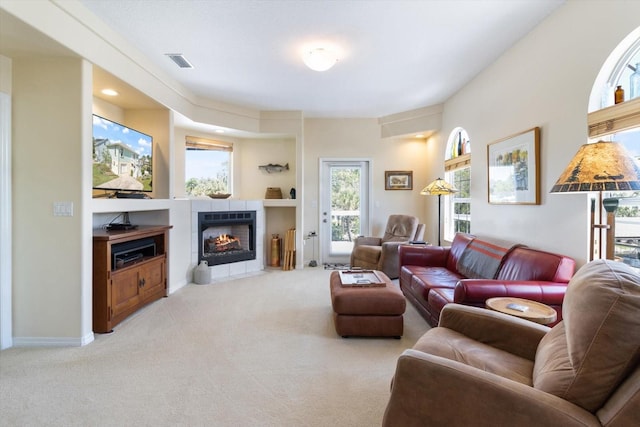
353 236 382 247
454 279 568 306
379 241 406 275
438 304 549 360
382 349 599 427
398 244 449 268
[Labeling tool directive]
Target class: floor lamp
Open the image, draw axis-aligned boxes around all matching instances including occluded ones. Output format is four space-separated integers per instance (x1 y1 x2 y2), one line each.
421 178 458 246
550 141 640 260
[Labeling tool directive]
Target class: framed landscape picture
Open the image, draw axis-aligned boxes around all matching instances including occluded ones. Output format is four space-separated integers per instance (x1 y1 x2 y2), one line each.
385 171 413 190
487 127 540 205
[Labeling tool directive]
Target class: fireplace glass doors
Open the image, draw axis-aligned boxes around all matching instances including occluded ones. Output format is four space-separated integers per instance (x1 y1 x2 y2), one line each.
198 211 256 266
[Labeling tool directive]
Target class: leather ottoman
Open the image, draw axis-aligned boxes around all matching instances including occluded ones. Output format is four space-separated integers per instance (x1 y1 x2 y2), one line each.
329 270 406 338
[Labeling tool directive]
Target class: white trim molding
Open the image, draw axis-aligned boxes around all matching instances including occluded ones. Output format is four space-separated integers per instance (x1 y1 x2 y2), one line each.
12 333 95 348
0 91 12 350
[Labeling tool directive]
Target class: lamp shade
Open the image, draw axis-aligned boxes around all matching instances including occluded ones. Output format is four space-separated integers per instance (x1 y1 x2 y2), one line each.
550 141 640 193
420 178 458 196
302 47 338 72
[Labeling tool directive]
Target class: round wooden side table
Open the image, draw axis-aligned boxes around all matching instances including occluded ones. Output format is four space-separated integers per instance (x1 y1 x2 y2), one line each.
486 297 557 325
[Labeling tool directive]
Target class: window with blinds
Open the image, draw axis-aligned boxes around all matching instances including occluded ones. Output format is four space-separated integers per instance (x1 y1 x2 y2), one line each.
185 136 232 197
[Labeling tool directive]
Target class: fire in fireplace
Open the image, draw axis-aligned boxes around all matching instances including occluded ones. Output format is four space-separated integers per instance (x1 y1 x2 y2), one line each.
198 211 256 266
207 234 241 252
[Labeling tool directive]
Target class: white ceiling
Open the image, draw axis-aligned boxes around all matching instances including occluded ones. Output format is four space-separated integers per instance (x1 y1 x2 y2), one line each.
80 0 565 119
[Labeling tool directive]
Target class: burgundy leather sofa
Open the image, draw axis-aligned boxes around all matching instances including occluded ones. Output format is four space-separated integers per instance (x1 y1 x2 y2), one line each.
399 233 576 326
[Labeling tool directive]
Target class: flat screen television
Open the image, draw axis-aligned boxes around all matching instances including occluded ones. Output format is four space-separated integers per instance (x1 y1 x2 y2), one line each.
92 114 153 196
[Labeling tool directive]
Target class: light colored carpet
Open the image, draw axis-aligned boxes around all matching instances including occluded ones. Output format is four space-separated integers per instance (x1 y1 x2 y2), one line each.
0 268 430 426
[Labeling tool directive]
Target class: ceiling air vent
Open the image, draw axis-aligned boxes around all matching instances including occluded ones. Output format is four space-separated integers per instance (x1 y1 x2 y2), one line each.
165 53 193 69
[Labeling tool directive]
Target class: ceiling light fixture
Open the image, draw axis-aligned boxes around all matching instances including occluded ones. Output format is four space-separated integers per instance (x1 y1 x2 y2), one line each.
101 88 118 96
165 53 194 69
302 47 338 72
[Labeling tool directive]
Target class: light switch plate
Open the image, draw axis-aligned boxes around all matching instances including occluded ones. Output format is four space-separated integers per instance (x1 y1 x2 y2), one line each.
53 202 73 217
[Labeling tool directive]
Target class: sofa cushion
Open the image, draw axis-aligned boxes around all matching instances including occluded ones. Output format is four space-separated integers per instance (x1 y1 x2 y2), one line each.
533 260 640 412
445 233 474 273
411 267 464 292
497 247 574 283
457 237 519 279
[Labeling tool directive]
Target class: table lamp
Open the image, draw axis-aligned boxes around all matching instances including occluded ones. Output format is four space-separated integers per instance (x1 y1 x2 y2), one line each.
421 178 458 246
550 140 640 260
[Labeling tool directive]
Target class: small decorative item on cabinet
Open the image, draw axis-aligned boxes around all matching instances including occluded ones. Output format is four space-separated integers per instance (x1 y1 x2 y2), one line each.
270 234 281 267
208 193 231 199
614 85 625 104
265 187 283 199
289 187 296 199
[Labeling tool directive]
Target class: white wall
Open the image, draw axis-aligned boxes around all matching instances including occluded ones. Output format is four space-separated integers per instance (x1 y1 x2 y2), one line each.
428 0 640 267
93 97 124 123
12 57 93 345
235 138 297 200
168 199 192 292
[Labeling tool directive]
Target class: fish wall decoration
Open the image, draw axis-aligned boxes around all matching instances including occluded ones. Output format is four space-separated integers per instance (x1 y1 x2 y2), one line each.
258 163 289 173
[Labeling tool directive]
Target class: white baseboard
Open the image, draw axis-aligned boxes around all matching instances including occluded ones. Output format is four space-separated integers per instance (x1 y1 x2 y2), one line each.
12 332 94 348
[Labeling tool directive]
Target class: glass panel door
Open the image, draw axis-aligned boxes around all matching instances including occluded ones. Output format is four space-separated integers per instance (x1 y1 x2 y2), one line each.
320 160 370 265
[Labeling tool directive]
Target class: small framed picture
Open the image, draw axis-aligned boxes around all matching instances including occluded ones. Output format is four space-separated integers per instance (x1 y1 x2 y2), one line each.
385 171 413 190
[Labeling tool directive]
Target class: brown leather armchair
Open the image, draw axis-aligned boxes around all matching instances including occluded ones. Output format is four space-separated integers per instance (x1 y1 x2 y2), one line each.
383 259 640 427
350 215 424 279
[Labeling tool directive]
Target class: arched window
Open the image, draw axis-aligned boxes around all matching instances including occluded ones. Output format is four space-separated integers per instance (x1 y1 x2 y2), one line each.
588 27 640 265
590 29 640 111
444 127 471 242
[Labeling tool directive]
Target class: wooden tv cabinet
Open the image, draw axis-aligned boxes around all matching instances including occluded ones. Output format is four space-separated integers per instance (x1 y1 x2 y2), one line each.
93 225 172 333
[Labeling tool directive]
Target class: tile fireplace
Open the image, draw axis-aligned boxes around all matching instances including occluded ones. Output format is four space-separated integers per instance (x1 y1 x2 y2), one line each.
198 210 256 266
191 200 264 280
